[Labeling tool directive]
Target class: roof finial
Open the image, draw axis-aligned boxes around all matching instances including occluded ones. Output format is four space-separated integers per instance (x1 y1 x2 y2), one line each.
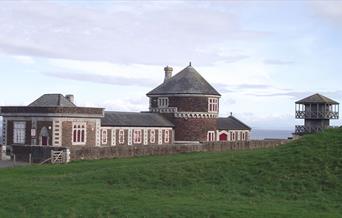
189 61 191 66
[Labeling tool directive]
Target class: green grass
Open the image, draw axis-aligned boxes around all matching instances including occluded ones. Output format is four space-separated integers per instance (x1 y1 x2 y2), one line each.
1 129 342 218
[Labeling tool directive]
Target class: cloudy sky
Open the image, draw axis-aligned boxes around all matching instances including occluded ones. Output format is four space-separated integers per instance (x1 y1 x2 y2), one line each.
0 0 342 130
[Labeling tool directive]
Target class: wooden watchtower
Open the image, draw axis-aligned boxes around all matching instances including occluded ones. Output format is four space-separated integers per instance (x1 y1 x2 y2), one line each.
295 93 339 135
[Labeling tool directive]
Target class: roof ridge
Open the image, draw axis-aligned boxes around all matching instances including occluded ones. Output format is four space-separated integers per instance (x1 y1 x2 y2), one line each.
147 65 221 96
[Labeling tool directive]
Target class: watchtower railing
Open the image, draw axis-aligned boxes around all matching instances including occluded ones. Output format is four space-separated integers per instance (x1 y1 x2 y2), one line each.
295 125 339 135
295 111 339 119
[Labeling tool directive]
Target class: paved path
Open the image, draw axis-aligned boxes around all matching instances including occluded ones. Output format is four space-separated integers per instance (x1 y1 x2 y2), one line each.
0 160 29 168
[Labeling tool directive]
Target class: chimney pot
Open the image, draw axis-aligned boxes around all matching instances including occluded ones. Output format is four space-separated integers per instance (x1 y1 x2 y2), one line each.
164 66 173 82
65 94 74 104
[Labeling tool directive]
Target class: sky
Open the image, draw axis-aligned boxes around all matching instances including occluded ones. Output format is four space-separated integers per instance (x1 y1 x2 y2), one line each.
0 0 342 130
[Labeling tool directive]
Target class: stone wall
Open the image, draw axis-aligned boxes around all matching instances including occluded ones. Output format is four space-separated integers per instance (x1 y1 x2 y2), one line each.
10 140 288 163
69 139 288 161
11 145 66 163
171 117 217 141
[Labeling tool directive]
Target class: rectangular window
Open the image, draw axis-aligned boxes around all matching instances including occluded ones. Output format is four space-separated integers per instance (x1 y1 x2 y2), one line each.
133 129 142 144
101 129 107 145
207 131 215 141
72 122 87 145
208 98 219 113
158 97 169 108
164 130 170 143
150 129 155 143
119 129 125 144
13 122 26 144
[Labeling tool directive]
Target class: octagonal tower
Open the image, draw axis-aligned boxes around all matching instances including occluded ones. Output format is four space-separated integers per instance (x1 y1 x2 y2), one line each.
147 64 221 142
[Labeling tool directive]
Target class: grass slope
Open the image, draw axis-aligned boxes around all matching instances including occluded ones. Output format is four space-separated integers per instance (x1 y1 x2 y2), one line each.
1 129 342 218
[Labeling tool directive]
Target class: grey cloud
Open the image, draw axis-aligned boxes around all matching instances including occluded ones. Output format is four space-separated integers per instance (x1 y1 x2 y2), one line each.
43 72 156 87
248 90 342 102
311 1 342 24
263 59 294 65
235 84 272 89
213 83 274 94
0 1 268 65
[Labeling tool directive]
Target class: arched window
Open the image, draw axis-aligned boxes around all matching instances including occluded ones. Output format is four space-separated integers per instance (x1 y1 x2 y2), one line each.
72 122 86 145
119 129 125 144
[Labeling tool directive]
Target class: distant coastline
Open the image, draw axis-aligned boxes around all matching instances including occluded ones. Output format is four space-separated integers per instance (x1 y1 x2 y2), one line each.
251 129 292 140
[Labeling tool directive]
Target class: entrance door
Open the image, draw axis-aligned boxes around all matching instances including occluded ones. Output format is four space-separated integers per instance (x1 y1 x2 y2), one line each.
219 133 228 141
42 136 48 146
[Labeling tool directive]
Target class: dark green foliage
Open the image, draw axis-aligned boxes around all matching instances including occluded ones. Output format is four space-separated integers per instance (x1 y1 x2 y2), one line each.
1 129 342 217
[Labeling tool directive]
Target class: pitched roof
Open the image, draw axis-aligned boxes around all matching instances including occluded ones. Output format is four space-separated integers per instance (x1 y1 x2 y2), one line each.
28 94 76 107
147 65 221 96
217 116 251 131
101 111 174 127
296 93 339 104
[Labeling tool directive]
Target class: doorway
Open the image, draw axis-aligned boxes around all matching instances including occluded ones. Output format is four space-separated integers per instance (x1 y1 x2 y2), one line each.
219 133 228 141
39 127 50 146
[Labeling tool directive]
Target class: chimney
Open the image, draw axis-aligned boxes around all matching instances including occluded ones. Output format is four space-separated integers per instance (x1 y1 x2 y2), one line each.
65 94 74 104
164 66 173 82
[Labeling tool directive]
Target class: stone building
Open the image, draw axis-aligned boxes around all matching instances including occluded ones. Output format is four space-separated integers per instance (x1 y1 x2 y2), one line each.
0 64 251 151
0 94 175 149
147 64 251 143
295 93 339 135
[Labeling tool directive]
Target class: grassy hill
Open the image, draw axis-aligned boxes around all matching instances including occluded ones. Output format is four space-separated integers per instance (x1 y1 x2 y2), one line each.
0 129 342 218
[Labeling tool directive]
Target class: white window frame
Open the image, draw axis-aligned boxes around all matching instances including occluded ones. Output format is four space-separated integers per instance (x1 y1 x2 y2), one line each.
164 129 170 143
208 98 219 113
13 121 26 144
158 97 169 108
230 131 235 141
150 129 156 143
101 129 108 145
133 129 142 144
119 129 125 144
111 129 116 146
207 131 215 142
72 122 87 145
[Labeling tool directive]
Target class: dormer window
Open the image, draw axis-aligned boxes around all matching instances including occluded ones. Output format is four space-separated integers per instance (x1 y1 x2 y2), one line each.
158 97 169 108
208 98 218 113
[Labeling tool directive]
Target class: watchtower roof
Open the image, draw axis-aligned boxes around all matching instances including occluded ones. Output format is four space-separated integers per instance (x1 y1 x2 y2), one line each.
28 94 76 107
296 93 339 104
147 65 221 96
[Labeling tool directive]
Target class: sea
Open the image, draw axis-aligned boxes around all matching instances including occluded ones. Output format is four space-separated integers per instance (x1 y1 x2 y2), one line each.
250 129 293 140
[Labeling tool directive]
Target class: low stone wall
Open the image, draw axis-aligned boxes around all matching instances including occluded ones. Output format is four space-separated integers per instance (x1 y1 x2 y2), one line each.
9 140 288 163
69 139 288 161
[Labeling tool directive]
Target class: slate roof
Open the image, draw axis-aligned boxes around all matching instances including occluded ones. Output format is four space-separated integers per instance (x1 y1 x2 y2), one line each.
147 65 221 96
101 111 174 127
28 94 76 107
217 116 251 131
296 93 339 104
